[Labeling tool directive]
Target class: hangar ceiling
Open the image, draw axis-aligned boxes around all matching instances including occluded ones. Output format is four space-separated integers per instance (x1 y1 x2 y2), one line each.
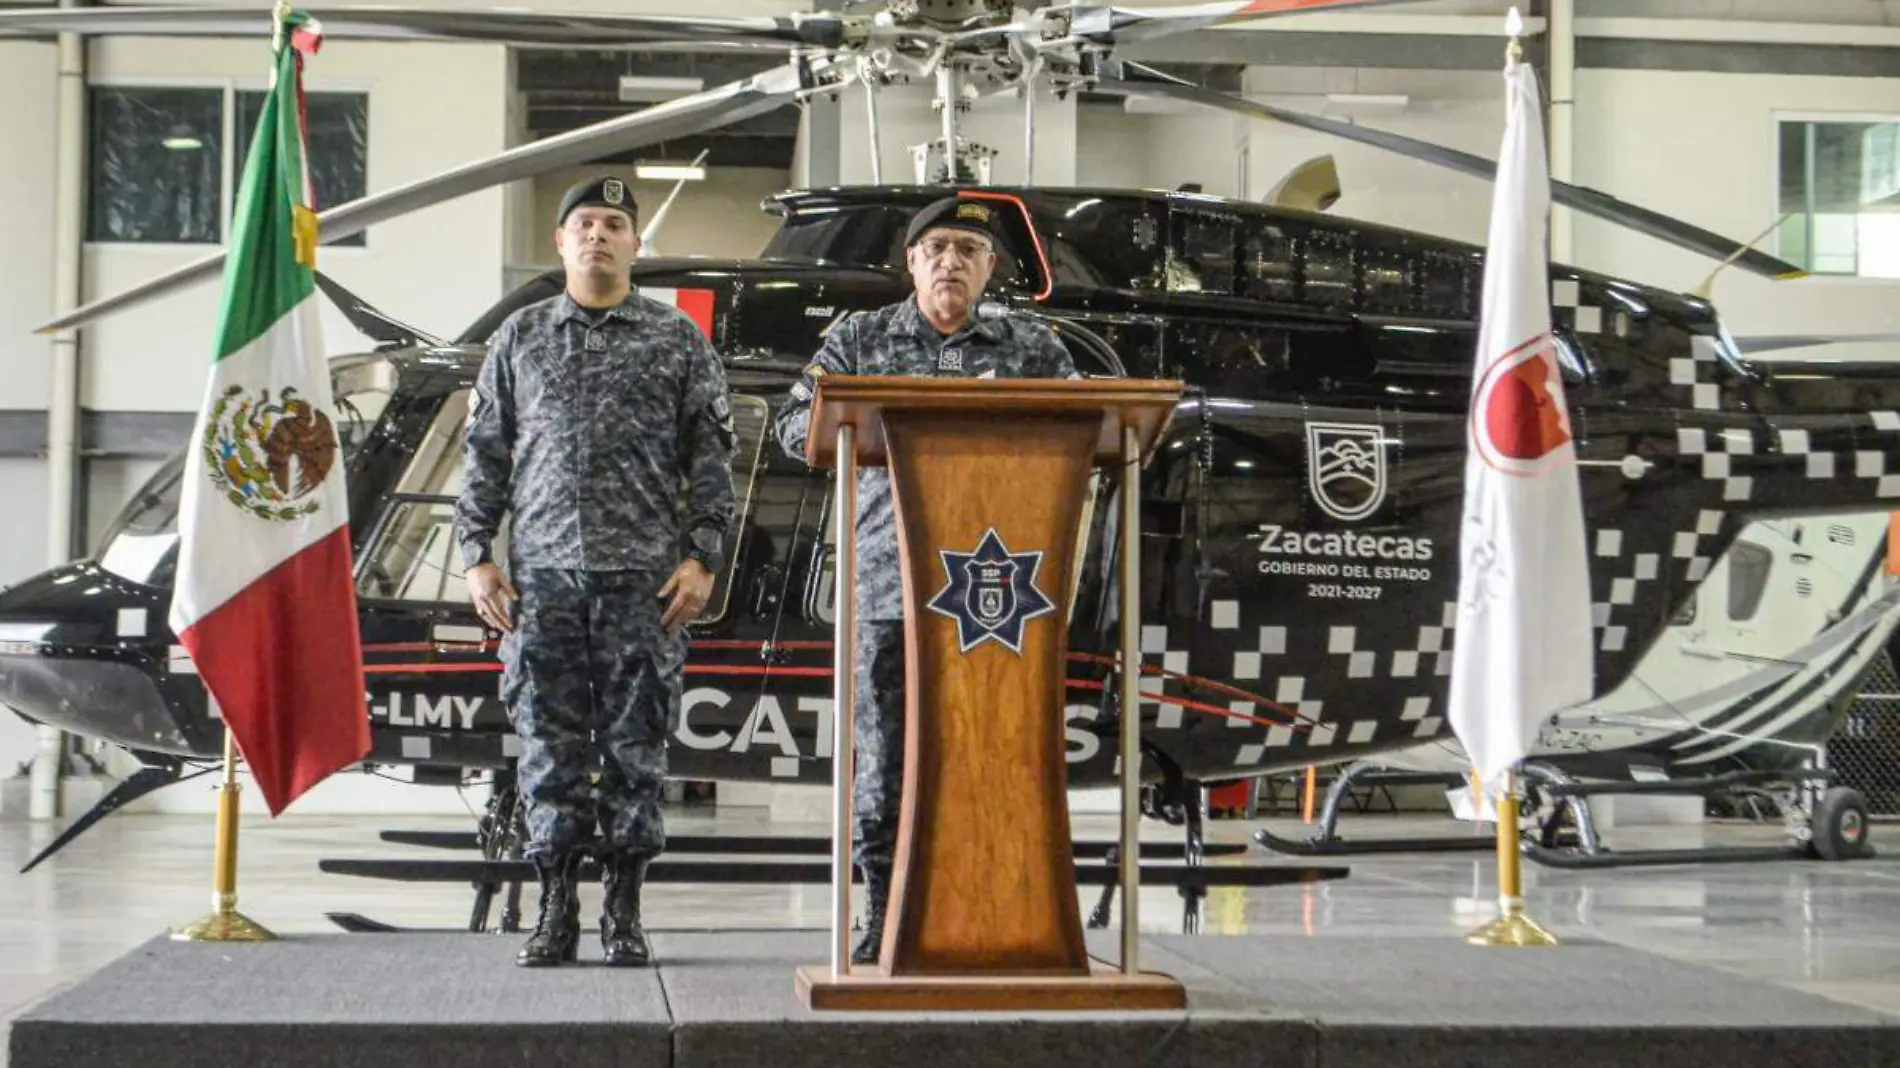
515 49 1241 172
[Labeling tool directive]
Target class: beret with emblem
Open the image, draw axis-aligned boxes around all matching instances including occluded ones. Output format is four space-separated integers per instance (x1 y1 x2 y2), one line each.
903 195 1000 248
557 174 638 226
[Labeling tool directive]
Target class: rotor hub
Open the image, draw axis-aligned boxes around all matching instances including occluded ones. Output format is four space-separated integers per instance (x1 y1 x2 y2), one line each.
898 0 1015 29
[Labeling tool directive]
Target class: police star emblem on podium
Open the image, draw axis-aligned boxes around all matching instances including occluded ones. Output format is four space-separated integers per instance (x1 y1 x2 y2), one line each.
926 527 1055 655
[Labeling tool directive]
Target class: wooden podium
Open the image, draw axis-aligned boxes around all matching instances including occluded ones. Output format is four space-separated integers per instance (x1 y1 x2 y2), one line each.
793 375 1188 1012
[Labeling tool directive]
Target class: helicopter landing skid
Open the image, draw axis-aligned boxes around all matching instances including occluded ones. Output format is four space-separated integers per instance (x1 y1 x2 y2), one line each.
17 757 213 874
1250 761 1499 859
1252 761 1878 870
316 851 1348 935
1521 767 1877 870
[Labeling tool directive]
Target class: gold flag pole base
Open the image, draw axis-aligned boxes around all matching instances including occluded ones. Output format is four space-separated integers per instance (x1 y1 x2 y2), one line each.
1465 898 1559 948
1463 771 1559 948
172 897 278 943
171 727 276 943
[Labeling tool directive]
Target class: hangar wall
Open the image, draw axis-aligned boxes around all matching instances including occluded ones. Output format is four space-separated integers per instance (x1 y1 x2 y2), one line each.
0 41 59 592
0 41 61 795
1573 66 1900 337
78 36 513 409
1235 70 1503 248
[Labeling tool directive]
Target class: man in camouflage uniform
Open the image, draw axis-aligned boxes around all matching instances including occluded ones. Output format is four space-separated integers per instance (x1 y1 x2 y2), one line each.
773 194 1081 965
456 175 737 968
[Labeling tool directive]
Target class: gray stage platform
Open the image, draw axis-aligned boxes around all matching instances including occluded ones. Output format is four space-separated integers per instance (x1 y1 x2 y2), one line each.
11 928 1900 1068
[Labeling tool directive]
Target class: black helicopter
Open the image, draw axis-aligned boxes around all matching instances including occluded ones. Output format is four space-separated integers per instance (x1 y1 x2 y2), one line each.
2 0 1897 918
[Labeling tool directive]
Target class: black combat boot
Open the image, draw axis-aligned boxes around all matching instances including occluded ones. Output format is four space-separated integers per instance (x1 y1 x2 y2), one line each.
600 854 653 967
516 851 582 967
851 863 891 966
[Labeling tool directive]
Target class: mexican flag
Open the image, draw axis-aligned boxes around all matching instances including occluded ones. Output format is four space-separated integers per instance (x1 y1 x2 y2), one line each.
167 9 368 816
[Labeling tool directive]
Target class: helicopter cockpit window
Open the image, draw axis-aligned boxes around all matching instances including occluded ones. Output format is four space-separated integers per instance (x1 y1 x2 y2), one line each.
1726 539 1774 623
94 453 185 586
762 205 909 267
329 357 396 454
355 388 483 604
354 387 772 629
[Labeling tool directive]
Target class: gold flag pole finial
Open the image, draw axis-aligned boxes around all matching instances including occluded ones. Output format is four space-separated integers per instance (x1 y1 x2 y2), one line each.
172 726 277 942
1464 769 1558 947
1505 5 1525 65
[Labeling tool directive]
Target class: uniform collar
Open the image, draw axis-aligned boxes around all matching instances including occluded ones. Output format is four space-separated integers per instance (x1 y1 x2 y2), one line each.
555 289 642 327
888 293 1004 343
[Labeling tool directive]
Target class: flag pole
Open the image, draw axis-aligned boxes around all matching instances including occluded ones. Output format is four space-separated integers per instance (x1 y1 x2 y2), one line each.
1465 768 1555 947
172 725 276 942
169 0 291 949
1458 6 1562 949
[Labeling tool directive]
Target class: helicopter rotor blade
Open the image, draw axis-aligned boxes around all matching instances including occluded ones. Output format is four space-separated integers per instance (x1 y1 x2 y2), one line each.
0 4 847 51
1090 60 1808 282
1043 0 1427 49
35 59 831 336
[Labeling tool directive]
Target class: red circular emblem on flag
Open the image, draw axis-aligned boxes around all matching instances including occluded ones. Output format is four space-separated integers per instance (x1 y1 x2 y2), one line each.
1471 332 1575 475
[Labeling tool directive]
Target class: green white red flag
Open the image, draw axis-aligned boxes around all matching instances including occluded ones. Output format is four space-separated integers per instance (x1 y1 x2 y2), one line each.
166 8 368 815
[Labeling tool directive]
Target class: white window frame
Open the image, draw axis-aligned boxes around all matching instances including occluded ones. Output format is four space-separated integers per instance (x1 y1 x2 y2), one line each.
1770 108 1900 284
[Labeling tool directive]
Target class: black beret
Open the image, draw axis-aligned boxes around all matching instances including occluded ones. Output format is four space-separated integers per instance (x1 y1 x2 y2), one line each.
557 175 637 226
903 195 1000 248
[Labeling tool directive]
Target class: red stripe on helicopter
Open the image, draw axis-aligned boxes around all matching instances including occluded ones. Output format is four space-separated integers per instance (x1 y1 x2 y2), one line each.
638 285 717 338
955 191 1054 302
359 643 1306 726
360 638 835 656
353 665 1302 730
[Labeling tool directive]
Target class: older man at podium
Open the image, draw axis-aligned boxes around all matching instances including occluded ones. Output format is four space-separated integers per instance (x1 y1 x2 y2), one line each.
773 193 1081 965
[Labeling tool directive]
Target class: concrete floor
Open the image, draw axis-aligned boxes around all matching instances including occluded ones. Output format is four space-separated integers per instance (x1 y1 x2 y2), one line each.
6 805 1900 1065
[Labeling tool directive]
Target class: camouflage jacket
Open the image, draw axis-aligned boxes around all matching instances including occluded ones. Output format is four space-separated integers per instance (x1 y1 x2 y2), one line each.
456 290 737 576
773 295 1081 621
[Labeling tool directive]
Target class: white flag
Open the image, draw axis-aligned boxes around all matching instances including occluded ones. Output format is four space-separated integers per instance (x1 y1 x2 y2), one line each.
1445 44 1595 792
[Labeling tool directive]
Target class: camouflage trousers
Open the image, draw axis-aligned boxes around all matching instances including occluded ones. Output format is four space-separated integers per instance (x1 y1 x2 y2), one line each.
500 567 685 864
853 618 907 877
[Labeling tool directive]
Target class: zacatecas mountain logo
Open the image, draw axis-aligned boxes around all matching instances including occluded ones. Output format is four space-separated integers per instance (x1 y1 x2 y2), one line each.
1306 422 1387 522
